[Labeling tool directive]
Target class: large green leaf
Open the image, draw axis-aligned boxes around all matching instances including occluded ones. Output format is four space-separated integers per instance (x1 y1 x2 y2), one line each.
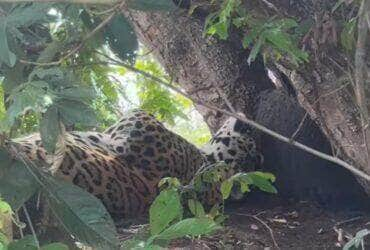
8 235 38 250
149 189 182 235
127 0 177 11
44 178 119 249
6 3 54 28
0 149 40 210
152 218 221 241
39 105 61 153
0 18 16 67
104 14 138 64
57 100 97 127
244 172 277 194
2 80 53 130
57 86 97 102
220 179 233 200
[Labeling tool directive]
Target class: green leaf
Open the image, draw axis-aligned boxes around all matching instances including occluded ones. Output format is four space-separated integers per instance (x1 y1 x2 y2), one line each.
158 177 181 189
57 86 97 102
246 172 277 194
274 18 298 30
127 0 177 11
44 178 119 249
247 35 264 65
28 68 64 82
0 200 11 215
2 81 53 130
40 106 61 153
0 232 9 248
0 19 16 67
187 199 205 218
57 100 97 127
206 19 230 40
0 148 40 210
341 18 357 51
8 235 38 250
265 29 308 64
40 242 69 250
153 218 221 241
220 179 233 200
104 14 138 64
251 171 276 182
6 3 54 27
149 189 182 236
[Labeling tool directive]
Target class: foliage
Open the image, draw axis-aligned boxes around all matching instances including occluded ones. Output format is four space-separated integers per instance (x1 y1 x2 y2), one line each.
204 0 308 65
0 199 70 250
0 148 119 249
116 52 211 145
0 1 199 249
123 163 276 249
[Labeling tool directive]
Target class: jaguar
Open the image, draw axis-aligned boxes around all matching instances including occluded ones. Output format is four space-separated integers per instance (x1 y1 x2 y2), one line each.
11 109 262 220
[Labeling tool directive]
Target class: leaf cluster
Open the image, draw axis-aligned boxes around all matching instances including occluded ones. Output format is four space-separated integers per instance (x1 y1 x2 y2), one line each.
204 0 309 65
123 162 277 249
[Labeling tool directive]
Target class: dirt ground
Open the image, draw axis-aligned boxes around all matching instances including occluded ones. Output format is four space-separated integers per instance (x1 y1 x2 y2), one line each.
119 199 370 249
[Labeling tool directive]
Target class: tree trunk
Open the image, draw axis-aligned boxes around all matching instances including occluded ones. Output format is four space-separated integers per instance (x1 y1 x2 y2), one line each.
121 2 370 202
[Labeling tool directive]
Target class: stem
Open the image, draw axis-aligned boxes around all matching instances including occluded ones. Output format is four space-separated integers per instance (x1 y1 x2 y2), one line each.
355 0 370 166
22 205 40 249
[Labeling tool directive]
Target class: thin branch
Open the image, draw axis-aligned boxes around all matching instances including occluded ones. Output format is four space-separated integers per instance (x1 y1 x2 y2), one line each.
232 212 279 249
354 0 370 166
215 87 236 113
94 54 370 182
19 2 122 66
22 205 40 249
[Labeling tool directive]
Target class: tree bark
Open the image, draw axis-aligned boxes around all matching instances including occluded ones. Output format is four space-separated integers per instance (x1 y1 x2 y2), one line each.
121 2 370 200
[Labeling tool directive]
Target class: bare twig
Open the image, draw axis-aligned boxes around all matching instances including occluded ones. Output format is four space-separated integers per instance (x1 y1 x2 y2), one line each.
215 87 236 113
232 212 279 249
335 216 363 227
290 80 351 140
94 54 370 182
290 112 309 141
354 0 370 166
260 0 280 13
13 212 24 238
22 205 40 249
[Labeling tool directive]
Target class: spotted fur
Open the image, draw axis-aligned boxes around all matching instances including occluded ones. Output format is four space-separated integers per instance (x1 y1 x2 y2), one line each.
13 109 262 220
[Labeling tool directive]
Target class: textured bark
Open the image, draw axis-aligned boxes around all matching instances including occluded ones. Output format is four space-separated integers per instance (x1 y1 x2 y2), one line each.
121 2 370 199
123 8 272 132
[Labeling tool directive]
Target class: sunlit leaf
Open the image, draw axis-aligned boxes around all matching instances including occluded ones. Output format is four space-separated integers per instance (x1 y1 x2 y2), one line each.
152 218 221 241
187 199 205 218
220 179 233 200
149 189 182 235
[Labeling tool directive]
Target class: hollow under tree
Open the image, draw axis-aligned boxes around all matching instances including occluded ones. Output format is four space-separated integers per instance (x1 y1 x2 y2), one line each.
121 0 370 202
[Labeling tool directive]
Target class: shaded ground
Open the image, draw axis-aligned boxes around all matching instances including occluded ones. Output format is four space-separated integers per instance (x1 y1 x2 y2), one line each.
119 199 370 249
